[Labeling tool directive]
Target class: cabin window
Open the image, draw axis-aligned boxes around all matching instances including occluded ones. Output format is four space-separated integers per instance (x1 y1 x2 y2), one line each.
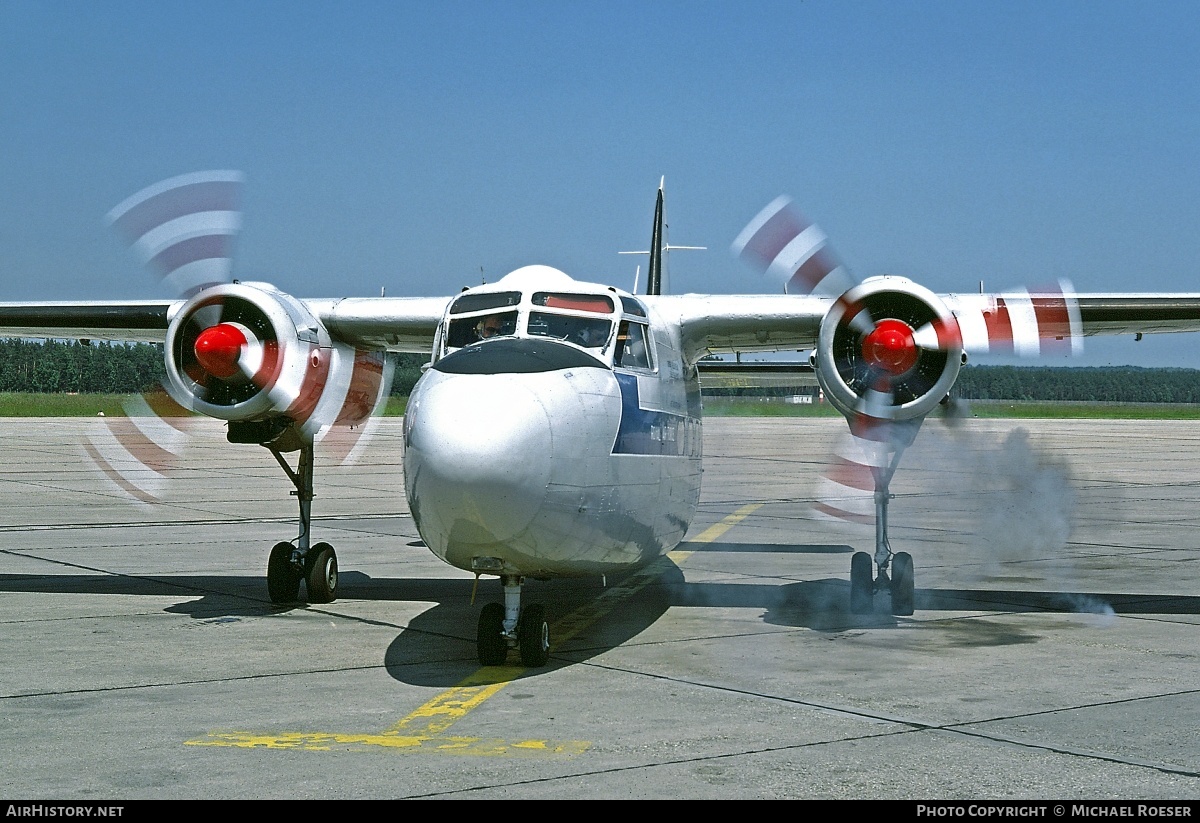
445 310 519 348
614 320 651 369
527 312 612 349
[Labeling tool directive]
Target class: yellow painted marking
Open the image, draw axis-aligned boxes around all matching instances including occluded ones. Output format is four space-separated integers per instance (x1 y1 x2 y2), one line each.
188 731 589 756
669 502 763 562
185 667 588 755
186 503 763 754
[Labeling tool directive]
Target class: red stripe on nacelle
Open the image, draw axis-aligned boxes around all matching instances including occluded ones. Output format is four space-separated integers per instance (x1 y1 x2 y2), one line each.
251 340 282 390
283 346 332 427
334 350 386 427
932 316 962 350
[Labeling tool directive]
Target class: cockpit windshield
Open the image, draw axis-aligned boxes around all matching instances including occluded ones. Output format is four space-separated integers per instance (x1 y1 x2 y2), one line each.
527 312 612 349
440 288 619 355
526 291 614 349
446 310 519 348
449 291 521 314
444 290 522 347
532 293 614 313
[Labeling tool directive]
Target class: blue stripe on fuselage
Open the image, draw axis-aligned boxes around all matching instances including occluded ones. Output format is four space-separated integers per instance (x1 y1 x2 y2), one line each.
613 371 699 456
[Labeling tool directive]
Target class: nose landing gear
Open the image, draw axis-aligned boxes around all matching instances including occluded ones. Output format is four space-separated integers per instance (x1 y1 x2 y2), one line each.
477 576 550 667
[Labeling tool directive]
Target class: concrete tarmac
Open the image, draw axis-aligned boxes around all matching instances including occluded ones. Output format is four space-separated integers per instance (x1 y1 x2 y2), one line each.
1 415 1198 800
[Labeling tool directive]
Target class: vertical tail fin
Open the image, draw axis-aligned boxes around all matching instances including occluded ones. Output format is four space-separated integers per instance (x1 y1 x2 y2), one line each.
620 178 704 296
646 181 665 296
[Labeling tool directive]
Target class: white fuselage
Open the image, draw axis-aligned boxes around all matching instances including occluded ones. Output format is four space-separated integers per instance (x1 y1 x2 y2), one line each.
401 267 703 579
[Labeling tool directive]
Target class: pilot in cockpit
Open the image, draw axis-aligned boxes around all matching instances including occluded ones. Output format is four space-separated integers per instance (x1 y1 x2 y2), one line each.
571 323 608 349
475 315 504 340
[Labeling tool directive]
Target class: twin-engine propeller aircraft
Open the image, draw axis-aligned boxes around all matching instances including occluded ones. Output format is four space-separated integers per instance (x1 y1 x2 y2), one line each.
4 171 1200 667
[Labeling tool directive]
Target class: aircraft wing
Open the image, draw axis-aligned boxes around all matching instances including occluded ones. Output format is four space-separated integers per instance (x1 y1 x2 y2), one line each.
651 294 830 362
1073 294 1200 336
7 291 1200 356
307 296 452 353
0 301 178 343
0 296 451 353
657 291 1200 364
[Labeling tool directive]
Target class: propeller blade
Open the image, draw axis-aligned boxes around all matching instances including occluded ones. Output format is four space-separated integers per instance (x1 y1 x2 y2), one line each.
85 171 397 507
85 172 239 500
315 351 396 466
813 429 879 525
106 170 243 297
732 196 858 298
82 386 194 504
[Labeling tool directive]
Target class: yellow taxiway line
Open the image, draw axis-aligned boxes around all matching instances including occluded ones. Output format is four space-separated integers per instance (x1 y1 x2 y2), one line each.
186 504 763 754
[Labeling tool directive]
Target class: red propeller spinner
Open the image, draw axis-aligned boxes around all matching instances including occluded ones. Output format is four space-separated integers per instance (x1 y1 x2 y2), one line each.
193 323 247 379
861 318 919 377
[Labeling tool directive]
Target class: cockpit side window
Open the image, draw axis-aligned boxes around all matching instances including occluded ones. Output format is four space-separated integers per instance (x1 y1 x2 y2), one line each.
619 295 647 317
614 320 652 370
446 310 519 348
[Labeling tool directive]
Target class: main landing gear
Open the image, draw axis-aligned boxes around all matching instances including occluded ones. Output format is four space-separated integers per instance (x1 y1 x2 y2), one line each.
263 442 339 605
477 575 550 667
848 421 917 617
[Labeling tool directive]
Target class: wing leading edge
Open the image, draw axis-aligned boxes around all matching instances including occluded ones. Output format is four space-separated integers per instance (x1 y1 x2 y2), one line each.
0 296 450 354
0 301 177 343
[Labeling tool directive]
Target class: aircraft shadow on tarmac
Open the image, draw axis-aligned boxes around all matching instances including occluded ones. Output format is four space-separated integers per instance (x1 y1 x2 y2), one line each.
5 542 1199 689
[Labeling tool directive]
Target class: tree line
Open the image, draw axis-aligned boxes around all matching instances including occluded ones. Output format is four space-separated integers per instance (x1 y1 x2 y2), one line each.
953 365 1200 403
0 339 427 395
1 339 1198 403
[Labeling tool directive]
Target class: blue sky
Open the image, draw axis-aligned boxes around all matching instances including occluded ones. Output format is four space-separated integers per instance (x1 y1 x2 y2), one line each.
2 0 1199 366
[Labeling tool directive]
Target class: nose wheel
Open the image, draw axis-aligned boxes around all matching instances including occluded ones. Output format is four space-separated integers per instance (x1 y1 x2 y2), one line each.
477 602 508 666
476 576 551 667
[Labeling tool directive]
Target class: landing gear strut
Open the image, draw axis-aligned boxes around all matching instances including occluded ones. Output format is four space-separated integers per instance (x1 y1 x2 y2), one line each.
263 441 339 604
849 419 918 616
477 575 550 667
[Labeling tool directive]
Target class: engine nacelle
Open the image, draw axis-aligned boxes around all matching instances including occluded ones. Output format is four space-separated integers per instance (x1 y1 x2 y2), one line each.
164 282 389 447
814 276 964 422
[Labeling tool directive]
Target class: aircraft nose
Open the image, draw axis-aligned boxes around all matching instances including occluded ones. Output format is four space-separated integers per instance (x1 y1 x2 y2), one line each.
405 374 552 544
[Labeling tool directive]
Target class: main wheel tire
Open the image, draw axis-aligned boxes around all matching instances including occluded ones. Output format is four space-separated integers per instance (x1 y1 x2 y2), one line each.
518 604 550 667
267 541 300 604
305 542 338 604
891 551 914 616
477 602 508 666
850 551 874 614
